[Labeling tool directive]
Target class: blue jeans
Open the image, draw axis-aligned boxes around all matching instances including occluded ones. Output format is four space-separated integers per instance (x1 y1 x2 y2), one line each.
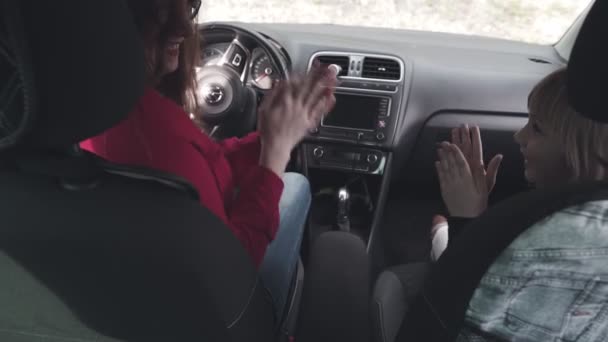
259 172 311 321
458 200 608 341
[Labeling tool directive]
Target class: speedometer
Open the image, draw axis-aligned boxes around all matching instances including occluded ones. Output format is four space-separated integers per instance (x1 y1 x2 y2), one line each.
251 55 277 90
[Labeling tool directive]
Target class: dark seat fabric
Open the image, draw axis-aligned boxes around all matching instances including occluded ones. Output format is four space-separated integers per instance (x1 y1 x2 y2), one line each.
0 154 276 341
296 232 371 342
567 0 608 123
372 262 430 342
0 0 276 340
0 0 145 150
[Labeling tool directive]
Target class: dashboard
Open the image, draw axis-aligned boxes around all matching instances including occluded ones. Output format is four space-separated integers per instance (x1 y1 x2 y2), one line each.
197 22 565 188
202 43 280 90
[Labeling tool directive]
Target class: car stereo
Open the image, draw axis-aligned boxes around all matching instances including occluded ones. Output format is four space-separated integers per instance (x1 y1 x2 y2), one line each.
315 92 392 144
322 93 390 131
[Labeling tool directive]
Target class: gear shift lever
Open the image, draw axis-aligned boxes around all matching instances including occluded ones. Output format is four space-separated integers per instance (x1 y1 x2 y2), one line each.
337 187 351 232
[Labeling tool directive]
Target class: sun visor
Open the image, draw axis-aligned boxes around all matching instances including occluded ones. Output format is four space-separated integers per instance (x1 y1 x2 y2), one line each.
568 0 608 123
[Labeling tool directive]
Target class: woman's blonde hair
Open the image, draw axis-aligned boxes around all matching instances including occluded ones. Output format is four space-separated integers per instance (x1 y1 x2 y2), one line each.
528 67 608 181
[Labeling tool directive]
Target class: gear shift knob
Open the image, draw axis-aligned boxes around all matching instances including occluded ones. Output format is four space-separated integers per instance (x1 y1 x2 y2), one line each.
337 187 351 232
338 188 350 214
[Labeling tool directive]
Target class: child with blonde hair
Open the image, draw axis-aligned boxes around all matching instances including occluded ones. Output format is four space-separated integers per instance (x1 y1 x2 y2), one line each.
431 67 608 340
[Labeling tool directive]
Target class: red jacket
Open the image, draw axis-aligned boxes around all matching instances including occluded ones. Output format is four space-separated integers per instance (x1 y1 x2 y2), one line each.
81 88 284 266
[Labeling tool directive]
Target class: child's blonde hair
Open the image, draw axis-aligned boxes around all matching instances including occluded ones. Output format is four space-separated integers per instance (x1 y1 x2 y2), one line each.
528 67 608 181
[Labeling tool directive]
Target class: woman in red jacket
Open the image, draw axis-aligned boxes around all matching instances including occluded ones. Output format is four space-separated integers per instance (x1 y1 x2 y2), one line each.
81 0 336 319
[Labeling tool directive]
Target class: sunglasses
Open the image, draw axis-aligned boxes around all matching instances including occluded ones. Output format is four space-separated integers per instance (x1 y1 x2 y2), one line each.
190 0 202 20
155 0 202 22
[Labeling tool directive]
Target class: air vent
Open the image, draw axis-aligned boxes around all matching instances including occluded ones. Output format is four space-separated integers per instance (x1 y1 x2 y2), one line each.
315 55 349 76
362 57 401 80
528 57 552 65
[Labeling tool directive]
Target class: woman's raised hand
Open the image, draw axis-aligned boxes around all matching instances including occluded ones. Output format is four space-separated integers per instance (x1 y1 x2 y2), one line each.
257 64 337 176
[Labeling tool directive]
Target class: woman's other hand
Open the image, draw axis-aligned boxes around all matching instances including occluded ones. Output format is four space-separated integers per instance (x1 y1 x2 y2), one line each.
257 64 337 176
435 138 502 218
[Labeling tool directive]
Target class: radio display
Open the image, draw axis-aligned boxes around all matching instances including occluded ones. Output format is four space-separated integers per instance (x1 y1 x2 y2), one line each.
322 94 386 130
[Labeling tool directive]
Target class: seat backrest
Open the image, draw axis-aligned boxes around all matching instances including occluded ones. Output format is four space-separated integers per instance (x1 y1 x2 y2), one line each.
567 0 607 123
0 0 275 340
0 155 277 341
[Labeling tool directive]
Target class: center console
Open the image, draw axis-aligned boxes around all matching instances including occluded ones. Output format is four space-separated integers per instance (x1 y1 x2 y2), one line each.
302 52 406 248
304 52 404 175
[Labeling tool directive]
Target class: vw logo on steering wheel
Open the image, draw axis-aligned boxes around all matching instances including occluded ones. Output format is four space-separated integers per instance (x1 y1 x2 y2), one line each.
203 84 225 105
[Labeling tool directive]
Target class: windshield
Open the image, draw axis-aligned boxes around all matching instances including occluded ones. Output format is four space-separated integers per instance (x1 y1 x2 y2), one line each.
199 0 592 44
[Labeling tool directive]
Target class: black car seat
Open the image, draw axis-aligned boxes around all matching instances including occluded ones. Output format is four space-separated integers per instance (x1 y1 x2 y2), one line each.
0 0 277 340
296 231 371 342
372 0 608 340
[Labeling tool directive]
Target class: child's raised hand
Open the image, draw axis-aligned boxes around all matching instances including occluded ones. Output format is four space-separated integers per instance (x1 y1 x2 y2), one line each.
451 124 474 165
435 141 502 218
451 125 502 192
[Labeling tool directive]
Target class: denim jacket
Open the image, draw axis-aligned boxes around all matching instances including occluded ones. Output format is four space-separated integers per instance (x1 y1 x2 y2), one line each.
456 200 608 342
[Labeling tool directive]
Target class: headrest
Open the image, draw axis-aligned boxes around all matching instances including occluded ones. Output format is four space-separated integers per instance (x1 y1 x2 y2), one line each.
0 0 145 150
568 0 608 123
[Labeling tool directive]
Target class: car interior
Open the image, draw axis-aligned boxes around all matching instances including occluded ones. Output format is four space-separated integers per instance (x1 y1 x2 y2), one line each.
0 0 605 341
198 15 557 267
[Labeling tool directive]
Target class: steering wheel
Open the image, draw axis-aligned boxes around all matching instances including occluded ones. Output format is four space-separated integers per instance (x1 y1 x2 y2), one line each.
196 23 290 138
